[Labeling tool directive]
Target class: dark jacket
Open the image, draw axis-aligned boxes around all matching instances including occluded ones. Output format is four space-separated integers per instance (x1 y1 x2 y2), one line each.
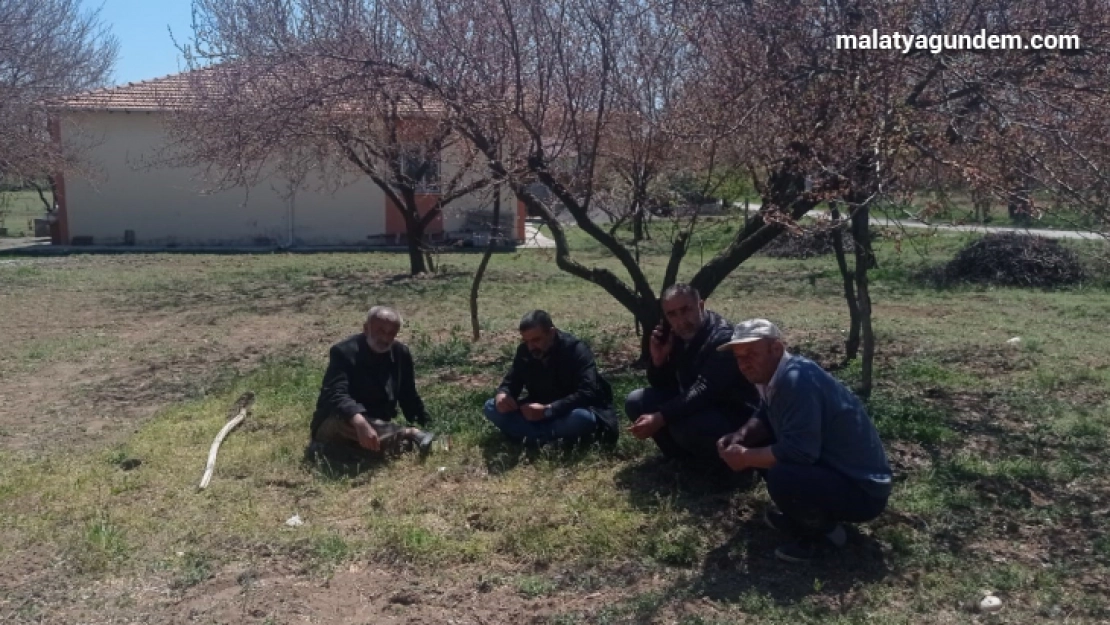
311 334 429 436
646 310 759 423
497 330 618 440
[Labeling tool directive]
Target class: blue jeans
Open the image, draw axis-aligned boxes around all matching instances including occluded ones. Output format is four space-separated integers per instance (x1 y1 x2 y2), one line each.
765 462 888 537
483 398 598 445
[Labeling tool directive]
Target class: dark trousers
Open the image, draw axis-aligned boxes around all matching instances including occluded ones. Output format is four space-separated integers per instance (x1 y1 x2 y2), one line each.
625 387 742 472
765 462 888 537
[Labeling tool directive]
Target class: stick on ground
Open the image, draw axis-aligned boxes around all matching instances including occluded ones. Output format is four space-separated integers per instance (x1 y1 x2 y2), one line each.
198 392 256 490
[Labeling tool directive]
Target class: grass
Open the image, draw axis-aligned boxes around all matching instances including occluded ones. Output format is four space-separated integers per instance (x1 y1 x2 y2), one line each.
1 226 1109 622
877 191 1108 230
0 190 50 237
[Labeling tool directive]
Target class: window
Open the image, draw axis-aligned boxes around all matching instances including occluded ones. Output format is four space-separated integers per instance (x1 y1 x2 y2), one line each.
399 145 440 193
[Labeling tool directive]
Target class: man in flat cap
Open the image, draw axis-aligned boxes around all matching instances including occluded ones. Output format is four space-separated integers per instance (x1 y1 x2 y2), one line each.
717 319 892 562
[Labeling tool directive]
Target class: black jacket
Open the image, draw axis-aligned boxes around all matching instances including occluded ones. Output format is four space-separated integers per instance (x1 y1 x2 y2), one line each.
311 334 429 436
646 310 759 423
497 330 618 440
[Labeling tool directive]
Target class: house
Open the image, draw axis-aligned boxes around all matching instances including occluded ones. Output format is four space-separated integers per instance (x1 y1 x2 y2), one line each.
47 73 525 248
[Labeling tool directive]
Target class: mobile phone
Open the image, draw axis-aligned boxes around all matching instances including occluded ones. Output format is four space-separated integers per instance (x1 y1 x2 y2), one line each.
654 314 671 343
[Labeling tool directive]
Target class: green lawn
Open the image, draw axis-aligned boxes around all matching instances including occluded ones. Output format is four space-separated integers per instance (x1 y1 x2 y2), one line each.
0 190 51 237
879 190 1107 231
0 226 1108 623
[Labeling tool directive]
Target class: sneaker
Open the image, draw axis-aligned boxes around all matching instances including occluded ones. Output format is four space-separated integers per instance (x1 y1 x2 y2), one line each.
773 524 848 563
763 506 793 534
415 431 437 455
774 538 821 563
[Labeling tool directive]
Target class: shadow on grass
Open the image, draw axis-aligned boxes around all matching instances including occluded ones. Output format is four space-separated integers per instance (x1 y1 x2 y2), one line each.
613 457 757 515
687 519 890 607
608 458 891 617
478 430 620 476
302 440 434 483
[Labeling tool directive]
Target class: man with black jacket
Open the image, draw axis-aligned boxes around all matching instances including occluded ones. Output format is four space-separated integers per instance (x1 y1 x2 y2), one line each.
484 310 619 446
307 306 436 463
627 284 760 472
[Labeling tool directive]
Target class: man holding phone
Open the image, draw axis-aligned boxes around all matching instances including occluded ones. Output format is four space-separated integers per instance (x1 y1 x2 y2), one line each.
483 310 619 446
626 284 760 473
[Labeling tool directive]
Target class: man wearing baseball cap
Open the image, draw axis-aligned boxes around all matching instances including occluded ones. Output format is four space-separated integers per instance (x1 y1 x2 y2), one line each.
716 319 892 562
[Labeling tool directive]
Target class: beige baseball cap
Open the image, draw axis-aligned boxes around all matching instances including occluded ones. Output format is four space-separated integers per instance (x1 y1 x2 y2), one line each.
717 318 782 351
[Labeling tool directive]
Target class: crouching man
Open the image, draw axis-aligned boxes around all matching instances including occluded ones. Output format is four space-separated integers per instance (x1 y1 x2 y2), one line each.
306 306 436 464
484 310 619 446
717 319 892 562
626 284 759 474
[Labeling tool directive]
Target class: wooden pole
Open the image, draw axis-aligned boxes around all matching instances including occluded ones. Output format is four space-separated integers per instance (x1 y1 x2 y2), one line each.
198 392 255 490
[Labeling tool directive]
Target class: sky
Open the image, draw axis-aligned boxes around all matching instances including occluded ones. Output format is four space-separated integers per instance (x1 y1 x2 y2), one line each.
84 0 196 86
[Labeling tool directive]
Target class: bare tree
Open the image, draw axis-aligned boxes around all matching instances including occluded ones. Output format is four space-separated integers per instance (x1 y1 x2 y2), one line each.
373 0 826 362
0 0 117 193
167 1 497 274
695 0 1110 396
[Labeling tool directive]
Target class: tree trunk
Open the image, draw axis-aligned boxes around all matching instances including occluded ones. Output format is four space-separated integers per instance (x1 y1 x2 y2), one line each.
405 218 429 275
830 203 861 360
634 304 661 368
851 203 874 399
470 186 502 341
632 207 645 243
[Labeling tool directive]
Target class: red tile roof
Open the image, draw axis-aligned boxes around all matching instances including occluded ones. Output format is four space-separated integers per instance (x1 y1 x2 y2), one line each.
50 72 205 111
51 68 447 116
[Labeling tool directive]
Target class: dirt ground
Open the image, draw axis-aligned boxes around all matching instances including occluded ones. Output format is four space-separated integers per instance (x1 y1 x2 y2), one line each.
3 250 1108 624
0 257 335 456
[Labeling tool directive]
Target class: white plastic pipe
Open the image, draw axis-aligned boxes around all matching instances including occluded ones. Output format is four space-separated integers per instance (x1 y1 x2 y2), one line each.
198 393 254 490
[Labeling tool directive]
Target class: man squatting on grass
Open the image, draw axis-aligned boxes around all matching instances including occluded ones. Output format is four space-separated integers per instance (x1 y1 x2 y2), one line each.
717 319 892 562
626 284 760 474
307 306 436 463
484 310 619 446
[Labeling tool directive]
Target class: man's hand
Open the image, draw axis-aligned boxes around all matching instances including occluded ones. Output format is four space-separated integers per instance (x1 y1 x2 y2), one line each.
350 414 380 451
718 444 748 472
629 412 666 439
737 416 771 447
648 324 674 367
717 430 744 451
495 392 519 414
521 403 547 421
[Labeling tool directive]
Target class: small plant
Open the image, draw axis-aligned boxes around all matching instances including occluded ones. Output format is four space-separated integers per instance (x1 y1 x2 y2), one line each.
648 525 702 566
415 329 473 369
75 514 129 573
516 575 557 598
172 551 213 589
312 533 351 566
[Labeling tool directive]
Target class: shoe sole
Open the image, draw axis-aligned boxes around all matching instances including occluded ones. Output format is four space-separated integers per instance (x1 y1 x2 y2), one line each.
763 509 787 533
417 433 436 454
773 548 814 563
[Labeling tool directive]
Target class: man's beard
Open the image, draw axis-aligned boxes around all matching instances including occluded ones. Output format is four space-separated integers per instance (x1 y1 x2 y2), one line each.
369 339 393 354
674 327 697 341
529 348 545 359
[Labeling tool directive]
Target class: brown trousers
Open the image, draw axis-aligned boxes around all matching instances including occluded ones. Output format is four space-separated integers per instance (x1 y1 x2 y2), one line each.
314 417 409 458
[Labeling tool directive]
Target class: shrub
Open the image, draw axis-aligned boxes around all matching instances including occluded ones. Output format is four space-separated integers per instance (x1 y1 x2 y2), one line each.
944 233 1083 288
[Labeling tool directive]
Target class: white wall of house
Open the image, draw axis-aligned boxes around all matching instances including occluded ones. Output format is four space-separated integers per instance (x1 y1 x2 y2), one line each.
62 111 388 246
